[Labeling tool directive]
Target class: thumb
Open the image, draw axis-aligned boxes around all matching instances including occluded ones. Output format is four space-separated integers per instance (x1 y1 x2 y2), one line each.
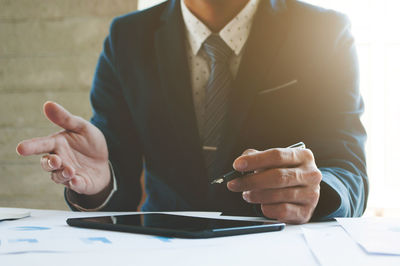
43 101 87 133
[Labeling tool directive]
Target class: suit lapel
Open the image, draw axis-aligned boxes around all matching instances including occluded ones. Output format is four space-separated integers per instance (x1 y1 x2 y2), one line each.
154 0 208 192
212 0 291 177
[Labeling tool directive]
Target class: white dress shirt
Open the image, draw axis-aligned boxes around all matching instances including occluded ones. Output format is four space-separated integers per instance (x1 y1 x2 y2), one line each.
181 0 260 137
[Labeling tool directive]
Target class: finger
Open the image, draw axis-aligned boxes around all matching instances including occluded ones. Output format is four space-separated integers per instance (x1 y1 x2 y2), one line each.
228 166 321 192
233 148 314 172
68 176 87 194
240 150 260 173
16 137 55 156
51 171 70 185
228 167 303 192
40 154 62 172
241 149 259 156
50 165 75 184
51 173 87 196
233 149 259 170
43 101 88 133
242 187 319 205
261 203 312 224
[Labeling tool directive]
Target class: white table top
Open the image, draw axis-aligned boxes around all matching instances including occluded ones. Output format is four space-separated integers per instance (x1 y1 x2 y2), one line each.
0 207 399 266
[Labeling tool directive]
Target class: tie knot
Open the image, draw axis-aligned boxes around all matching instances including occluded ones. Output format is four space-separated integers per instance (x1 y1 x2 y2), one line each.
203 35 233 64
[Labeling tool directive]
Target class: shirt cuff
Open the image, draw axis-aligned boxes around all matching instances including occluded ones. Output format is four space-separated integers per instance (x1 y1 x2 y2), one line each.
65 161 118 211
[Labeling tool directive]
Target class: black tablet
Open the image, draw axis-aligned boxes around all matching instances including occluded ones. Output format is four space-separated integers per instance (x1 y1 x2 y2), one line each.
67 213 285 239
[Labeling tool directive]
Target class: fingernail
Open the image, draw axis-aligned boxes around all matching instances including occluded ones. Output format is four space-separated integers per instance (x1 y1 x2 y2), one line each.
242 191 249 202
227 180 238 190
48 159 54 169
70 177 77 185
16 145 22 156
62 170 70 179
234 158 248 171
69 177 81 189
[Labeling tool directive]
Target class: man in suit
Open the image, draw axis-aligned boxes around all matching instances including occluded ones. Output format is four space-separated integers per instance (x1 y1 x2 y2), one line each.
16 0 368 224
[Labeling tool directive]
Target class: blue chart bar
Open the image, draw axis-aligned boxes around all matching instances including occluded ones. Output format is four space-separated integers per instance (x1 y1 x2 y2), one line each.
81 237 112 244
11 226 51 231
152 236 172 243
9 238 39 244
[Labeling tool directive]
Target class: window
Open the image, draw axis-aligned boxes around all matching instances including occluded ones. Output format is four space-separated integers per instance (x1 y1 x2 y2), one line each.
305 0 400 216
138 0 400 216
138 0 165 10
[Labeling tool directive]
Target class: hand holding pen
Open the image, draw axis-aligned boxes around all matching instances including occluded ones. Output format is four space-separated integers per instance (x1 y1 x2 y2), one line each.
211 142 306 184
221 142 322 224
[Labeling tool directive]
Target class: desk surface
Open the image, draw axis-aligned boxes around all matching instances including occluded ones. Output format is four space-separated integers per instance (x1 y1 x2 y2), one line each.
0 208 399 266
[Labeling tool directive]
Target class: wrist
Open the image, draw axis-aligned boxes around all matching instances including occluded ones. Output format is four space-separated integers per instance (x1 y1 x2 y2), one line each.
66 161 117 211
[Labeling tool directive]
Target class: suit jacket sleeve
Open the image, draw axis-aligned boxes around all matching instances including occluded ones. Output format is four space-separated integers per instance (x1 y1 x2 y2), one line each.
310 13 368 220
66 18 144 211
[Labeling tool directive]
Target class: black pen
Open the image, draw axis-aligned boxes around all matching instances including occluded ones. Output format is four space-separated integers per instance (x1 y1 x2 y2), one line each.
210 142 306 184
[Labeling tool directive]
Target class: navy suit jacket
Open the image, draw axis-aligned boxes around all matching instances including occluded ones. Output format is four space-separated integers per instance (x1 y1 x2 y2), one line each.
75 0 368 220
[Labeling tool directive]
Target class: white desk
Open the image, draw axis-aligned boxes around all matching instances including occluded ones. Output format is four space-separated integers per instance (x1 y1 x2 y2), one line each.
0 208 399 266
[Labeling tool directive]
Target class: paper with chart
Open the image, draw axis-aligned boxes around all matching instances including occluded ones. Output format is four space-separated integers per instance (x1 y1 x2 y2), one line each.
0 209 30 221
0 208 276 255
302 225 400 266
337 217 400 255
0 208 226 254
0 208 320 266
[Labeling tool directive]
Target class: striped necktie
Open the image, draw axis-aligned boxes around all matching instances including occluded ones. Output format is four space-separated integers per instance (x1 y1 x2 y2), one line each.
202 35 234 177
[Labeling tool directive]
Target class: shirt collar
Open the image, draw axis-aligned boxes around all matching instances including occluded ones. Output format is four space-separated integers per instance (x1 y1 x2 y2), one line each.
181 0 260 56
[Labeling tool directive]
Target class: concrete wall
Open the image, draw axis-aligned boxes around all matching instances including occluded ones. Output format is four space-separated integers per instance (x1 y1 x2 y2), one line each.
0 0 138 210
